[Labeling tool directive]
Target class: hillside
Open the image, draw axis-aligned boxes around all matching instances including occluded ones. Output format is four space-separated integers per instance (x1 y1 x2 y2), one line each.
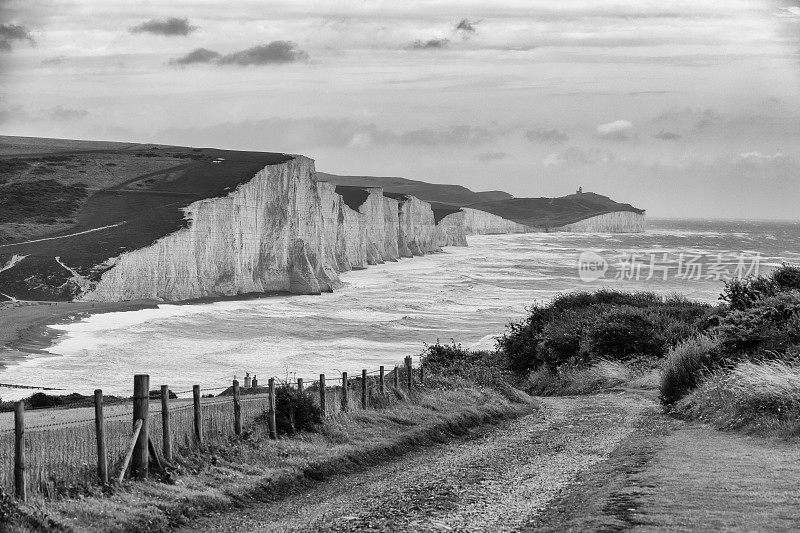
317 173 512 206
318 172 644 228
470 193 645 229
0 136 290 300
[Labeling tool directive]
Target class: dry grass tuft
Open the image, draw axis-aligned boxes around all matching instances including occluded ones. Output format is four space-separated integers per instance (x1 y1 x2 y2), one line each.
675 359 800 438
526 359 632 396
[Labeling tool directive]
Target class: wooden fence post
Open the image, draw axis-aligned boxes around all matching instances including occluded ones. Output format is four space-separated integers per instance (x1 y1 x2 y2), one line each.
297 378 304 393
161 385 172 462
193 385 202 445
14 400 25 501
319 374 326 416
341 372 349 412
361 369 368 409
94 389 108 485
379 366 385 395
405 356 413 390
131 374 149 480
268 378 277 440
233 379 242 436
393 365 399 389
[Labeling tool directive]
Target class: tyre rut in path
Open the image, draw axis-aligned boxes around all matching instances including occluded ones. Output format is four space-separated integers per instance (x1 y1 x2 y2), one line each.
184 392 651 532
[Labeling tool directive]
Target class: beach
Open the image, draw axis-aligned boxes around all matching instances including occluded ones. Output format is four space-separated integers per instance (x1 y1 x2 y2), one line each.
0 300 158 373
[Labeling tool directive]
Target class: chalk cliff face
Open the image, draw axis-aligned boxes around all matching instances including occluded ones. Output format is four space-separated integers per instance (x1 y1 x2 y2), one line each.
556 211 646 233
82 157 442 301
435 211 468 247
461 208 533 235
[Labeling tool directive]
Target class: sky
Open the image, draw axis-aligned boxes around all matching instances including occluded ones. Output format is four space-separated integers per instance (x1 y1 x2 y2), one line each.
1 1 799 219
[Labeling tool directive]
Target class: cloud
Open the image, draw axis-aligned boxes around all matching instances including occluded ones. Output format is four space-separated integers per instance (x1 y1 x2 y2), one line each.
218 41 308 65
475 151 511 161
0 104 88 123
159 117 394 149
0 104 28 123
653 108 723 130
41 55 67 65
735 151 794 170
595 120 633 140
0 24 34 53
168 48 221 65
407 38 449 50
399 125 494 145
129 17 197 37
543 147 615 166
653 130 681 140
158 118 508 150
169 42 308 66
524 128 568 143
454 19 480 38
48 106 89 121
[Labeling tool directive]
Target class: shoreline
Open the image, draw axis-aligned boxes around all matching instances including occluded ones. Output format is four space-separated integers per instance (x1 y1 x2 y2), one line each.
0 290 295 375
0 299 160 373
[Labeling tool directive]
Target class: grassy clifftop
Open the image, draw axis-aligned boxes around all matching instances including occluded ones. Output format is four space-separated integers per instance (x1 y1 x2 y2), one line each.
319 173 644 228
0 135 290 300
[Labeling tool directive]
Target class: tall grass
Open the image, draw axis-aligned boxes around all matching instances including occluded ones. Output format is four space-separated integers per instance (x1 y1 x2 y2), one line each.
675 359 800 438
659 335 719 406
526 359 631 396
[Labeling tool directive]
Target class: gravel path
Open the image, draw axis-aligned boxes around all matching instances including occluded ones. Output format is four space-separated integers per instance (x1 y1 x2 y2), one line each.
184 392 651 533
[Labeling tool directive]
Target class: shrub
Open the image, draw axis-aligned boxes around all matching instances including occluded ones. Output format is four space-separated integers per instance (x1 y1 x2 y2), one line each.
659 335 720 406
582 307 666 362
720 263 800 311
268 385 322 436
420 341 508 385
716 291 800 361
498 290 709 373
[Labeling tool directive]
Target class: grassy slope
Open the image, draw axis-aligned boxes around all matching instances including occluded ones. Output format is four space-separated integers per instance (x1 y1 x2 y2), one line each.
319 173 644 228
318 172 512 207
0 136 290 301
8 385 535 533
469 192 645 228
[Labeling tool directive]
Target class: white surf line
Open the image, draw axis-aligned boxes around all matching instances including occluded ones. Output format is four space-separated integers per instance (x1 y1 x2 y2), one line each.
0 222 126 249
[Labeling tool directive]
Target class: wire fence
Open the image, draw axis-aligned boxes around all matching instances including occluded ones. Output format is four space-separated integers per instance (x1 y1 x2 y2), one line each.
0 362 417 500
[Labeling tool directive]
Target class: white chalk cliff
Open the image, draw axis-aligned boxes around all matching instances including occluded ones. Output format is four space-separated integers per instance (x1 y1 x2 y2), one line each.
82 157 445 302
78 156 645 302
556 211 646 233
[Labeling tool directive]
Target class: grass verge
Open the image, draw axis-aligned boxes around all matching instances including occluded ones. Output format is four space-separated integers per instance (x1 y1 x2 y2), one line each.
6 384 535 533
673 360 800 438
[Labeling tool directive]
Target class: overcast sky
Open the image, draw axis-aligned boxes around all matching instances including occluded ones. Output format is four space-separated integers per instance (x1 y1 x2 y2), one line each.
1 1 799 219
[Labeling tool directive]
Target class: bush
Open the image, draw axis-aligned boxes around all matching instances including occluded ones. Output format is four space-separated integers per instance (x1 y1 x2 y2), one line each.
497 290 709 373
659 335 720 406
420 341 509 386
716 291 800 362
268 385 322 436
720 263 800 311
582 307 666 362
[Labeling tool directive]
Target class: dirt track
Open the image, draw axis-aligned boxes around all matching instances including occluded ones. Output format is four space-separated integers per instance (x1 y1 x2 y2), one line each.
182 392 652 532
182 390 800 533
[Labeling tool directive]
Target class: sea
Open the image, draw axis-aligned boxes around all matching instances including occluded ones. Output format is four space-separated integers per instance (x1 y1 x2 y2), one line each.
1 218 798 400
